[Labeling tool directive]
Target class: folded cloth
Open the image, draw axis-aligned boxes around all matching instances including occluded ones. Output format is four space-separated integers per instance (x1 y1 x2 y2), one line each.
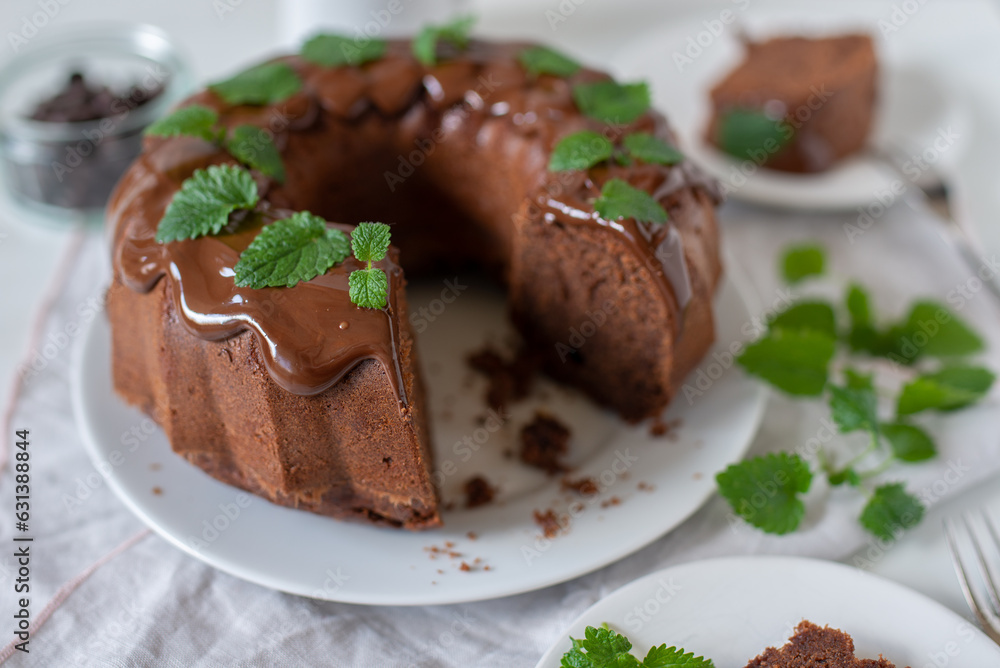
3 195 999 667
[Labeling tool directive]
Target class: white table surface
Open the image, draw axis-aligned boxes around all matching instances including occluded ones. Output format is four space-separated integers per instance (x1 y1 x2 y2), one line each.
2 0 1000 644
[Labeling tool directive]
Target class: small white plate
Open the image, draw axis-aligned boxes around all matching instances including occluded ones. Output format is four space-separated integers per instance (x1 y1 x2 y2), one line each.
70 275 765 606
612 9 969 211
536 555 1000 667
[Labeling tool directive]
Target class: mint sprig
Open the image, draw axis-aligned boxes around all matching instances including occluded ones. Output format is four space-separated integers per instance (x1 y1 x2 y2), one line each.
881 422 936 462
896 365 995 416
518 45 580 78
413 15 476 66
549 131 613 171
716 453 812 535
302 33 386 67
144 104 221 142
594 179 667 225
622 133 684 166
155 165 259 243
572 80 650 124
781 244 825 284
225 125 286 181
210 62 302 105
234 211 350 289
860 483 924 540
736 328 835 396
348 222 392 309
561 626 714 668
715 108 792 161
768 301 836 338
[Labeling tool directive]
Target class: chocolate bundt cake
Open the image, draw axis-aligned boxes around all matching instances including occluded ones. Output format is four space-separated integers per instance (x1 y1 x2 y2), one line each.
707 34 877 173
745 621 901 668
107 30 722 529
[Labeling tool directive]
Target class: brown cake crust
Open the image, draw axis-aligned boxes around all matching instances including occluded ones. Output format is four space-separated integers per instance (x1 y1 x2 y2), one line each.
745 621 901 668
107 39 722 528
708 34 878 173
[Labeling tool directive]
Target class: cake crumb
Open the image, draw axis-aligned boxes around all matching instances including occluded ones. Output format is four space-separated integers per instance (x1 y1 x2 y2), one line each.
561 476 599 496
467 531 478 540
637 481 656 492
152 486 163 496
463 476 497 508
520 413 571 475
601 497 621 508
459 562 471 572
650 417 683 439
533 509 562 538
467 345 539 410
484 565 492 571
692 472 703 481
150 463 162 471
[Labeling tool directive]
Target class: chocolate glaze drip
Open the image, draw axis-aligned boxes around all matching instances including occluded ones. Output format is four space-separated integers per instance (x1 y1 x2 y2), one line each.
109 39 719 402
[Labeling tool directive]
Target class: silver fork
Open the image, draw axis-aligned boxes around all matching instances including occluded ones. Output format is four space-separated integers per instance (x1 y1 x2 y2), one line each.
945 510 1000 644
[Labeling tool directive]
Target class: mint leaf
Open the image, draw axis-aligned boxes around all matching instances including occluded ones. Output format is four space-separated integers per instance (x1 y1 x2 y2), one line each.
233 211 349 289
897 365 995 415
886 301 983 363
210 62 302 105
844 368 874 390
622 132 684 166
594 178 667 224
348 268 389 309
413 15 476 66
572 80 650 124
302 33 385 66
562 626 640 668
225 125 286 182
846 283 872 325
351 221 391 263
518 45 580 78
737 329 835 396
881 422 936 462
829 384 879 435
860 483 924 540
641 645 714 668
845 283 884 354
716 108 791 161
716 452 812 535
769 301 836 338
549 131 613 171
144 104 220 142
155 165 259 243
781 244 825 284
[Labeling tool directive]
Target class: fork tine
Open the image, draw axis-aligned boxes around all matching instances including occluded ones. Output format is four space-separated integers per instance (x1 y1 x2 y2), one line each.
945 516 1000 644
966 511 1000 614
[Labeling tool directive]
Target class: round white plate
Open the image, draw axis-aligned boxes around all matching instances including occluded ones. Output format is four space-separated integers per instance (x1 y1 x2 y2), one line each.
611 9 969 211
71 274 765 606
536 555 1000 667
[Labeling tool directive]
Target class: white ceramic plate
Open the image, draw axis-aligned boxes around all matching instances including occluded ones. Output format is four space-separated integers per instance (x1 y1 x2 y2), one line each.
536 555 1000 667
70 275 765 606
611 8 969 211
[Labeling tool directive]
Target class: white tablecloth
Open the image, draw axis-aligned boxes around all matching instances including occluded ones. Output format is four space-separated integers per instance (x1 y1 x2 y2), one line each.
4 193 1000 667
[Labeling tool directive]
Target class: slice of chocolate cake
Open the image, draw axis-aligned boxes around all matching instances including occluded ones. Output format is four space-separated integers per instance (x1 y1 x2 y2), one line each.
744 621 902 668
707 34 877 173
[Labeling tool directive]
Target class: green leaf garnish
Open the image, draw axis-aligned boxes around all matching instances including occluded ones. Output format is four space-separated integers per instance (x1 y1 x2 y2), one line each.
845 283 883 354
549 131 613 172
896 365 995 416
888 301 984 362
155 165 259 243
829 384 879 436
234 212 350 289
716 108 792 161
768 301 836 338
348 222 392 309
210 62 302 105
622 133 684 166
781 244 825 284
518 45 580 78
561 626 714 668
859 483 924 540
594 178 667 224
413 15 476 66
881 422 937 462
843 368 874 390
301 33 386 67
225 125 286 182
144 104 220 142
736 328 836 396
572 80 650 124
716 452 813 535
349 267 389 309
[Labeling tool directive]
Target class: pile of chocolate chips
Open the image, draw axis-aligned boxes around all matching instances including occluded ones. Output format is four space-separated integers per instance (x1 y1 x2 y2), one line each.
10 72 164 210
